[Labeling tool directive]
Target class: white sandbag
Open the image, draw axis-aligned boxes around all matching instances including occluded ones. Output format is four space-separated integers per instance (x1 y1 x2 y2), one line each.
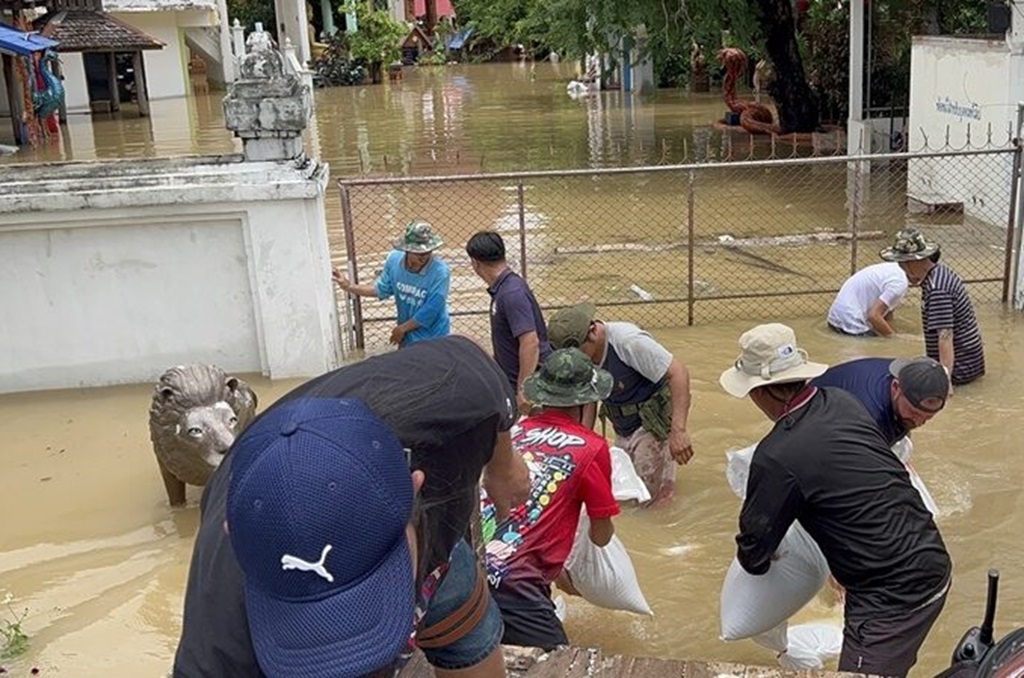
720 521 830 640
751 621 789 654
778 622 844 671
610 445 652 503
906 461 939 516
891 437 914 464
565 512 654 616
725 444 758 499
553 595 567 622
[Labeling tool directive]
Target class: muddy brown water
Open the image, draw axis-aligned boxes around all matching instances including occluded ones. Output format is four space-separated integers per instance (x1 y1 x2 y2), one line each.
1 64 1022 676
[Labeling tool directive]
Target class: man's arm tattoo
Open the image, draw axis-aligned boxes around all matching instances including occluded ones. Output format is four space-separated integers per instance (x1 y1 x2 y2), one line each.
938 328 954 340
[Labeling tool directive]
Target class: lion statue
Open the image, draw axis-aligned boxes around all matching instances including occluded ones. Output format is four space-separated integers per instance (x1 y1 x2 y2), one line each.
148 364 258 506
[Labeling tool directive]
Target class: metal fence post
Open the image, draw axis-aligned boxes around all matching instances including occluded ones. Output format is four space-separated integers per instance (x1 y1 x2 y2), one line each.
849 158 862 276
517 181 528 282
1002 103 1024 304
687 170 696 327
339 184 366 350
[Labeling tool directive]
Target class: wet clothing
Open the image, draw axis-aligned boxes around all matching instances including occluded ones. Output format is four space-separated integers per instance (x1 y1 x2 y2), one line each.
482 410 619 648
828 263 908 336
838 591 947 678
375 249 451 346
616 428 676 506
737 386 951 624
487 268 552 390
174 337 516 677
599 322 673 438
811 357 907 446
921 263 985 385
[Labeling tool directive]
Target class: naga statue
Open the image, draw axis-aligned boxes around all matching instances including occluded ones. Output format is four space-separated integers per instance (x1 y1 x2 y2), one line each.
718 47 780 135
148 364 258 506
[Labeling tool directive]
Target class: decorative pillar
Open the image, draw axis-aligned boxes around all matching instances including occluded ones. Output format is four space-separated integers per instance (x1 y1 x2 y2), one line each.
223 28 313 162
132 51 151 116
320 0 336 35
272 0 311 66
217 0 236 82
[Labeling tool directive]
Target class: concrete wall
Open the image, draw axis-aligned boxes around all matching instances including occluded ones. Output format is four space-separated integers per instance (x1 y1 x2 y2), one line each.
907 36 1018 228
60 52 93 114
113 11 201 100
0 156 342 394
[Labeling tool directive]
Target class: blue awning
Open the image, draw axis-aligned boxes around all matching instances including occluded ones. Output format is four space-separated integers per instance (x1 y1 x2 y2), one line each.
0 23 59 57
446 27 473 50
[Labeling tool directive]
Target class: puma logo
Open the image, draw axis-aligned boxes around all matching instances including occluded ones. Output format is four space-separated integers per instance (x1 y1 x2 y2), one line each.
281 544 334 583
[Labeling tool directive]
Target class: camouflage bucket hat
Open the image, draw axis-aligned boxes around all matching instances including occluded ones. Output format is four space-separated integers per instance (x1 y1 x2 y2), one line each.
395 220 444 253
879 227 940 262
523 348 614 408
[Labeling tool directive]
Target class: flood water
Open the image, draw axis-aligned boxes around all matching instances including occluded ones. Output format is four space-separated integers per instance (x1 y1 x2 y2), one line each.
1 63 1022 676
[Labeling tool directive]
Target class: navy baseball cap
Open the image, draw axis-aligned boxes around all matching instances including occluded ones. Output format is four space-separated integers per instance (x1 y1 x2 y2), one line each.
227 397 415 678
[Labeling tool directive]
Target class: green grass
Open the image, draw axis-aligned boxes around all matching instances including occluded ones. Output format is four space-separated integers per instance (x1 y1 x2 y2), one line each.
1 593 29 660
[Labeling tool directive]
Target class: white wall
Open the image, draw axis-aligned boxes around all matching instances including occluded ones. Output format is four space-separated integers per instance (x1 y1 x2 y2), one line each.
0 157 342 394
907 36 1018 228
113 12 189 99
60 52 93 114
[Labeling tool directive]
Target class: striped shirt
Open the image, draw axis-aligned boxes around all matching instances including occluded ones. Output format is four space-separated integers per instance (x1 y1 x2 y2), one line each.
921 263 985 385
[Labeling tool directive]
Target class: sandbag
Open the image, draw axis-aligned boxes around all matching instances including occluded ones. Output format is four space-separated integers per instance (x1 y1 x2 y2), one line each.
778 622 844 670
565 512 654 616
751 621 789 654
907 461 939 516
610 445 652 503
721 443 829 640
720 521 829 640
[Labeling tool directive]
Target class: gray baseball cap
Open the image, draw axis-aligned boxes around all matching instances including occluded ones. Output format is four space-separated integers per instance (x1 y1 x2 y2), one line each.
889 357 949 413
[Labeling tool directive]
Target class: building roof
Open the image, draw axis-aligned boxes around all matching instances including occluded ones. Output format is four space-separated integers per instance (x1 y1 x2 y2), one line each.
35 10 164 51
0 22 60 56
102 0 217 12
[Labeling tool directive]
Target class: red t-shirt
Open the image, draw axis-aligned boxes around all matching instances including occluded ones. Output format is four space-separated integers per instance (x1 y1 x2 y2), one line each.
482 410 620 596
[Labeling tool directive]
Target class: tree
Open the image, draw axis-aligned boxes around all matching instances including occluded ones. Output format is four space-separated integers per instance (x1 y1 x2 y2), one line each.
754 0 819 132
343 1 408 81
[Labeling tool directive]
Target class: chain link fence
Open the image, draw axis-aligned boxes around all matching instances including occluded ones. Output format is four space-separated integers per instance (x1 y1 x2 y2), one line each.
336 139 1021 352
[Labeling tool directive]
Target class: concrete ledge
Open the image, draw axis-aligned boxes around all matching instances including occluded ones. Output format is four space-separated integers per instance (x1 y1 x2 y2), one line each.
398 646 874 678
0 155 328 214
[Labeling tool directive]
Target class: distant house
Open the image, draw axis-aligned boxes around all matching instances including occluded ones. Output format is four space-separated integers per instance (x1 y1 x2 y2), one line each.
388 0 454 29
103 0 233 98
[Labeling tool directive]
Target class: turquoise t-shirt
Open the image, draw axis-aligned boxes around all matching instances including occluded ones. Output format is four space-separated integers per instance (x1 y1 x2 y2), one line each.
375 250 451 346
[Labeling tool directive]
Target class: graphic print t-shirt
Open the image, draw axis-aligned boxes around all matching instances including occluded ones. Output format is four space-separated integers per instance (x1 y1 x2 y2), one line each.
375 249 452 345
482 411 619 598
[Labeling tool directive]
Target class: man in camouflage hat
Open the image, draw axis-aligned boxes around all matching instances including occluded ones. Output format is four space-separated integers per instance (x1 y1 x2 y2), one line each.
546 303 694 507
880 227 984 389
481 348 620 651
334 220 451 347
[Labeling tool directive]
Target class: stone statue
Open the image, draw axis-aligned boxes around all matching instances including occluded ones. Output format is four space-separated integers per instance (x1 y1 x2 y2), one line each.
148 364 258 506
224 26 313 162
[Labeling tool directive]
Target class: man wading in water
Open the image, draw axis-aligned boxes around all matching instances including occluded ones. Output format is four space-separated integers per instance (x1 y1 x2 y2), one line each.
334 220 451 347
720 323 951 677
547 303 694 506
174 336 530 678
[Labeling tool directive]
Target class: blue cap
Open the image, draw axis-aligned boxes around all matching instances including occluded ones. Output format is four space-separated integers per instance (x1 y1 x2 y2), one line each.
226 397 414 678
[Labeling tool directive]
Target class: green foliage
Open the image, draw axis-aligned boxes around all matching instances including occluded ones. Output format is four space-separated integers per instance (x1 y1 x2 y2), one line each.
227 0 277 35
418 50 450 66
343 2 408 66
803 0 989 122
1 594 29 660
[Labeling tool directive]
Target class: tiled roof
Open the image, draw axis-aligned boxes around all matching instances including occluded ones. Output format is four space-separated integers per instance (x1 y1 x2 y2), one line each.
102 0 217 12
36 10 165 52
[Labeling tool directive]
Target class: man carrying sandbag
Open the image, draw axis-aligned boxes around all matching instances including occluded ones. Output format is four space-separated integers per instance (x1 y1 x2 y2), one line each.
811 356 949 446
719 323 952 678
547 303 694 506
481 348 620 651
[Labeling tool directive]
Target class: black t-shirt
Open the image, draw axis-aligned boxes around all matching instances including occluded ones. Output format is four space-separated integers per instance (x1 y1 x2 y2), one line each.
173 336 516 677
737 387 951 620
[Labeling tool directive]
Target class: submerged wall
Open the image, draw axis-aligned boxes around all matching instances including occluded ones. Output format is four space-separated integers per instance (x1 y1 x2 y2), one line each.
0 154 342 394
907 36 1018 228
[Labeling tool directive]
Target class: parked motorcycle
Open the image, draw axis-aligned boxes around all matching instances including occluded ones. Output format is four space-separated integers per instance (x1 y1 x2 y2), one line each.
939 570 1024 678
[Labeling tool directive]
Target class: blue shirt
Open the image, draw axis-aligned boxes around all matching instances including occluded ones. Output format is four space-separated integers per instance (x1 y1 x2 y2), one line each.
375 250 451 346
810 357 906 445
487 269 552 389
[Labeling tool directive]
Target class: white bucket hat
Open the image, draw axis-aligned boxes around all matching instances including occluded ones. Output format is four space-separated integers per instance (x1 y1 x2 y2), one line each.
719 323 829 398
